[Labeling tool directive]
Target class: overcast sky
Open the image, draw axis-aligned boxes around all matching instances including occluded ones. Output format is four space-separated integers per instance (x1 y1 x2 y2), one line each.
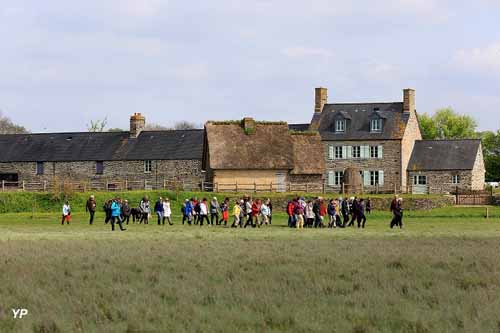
1 1 499 132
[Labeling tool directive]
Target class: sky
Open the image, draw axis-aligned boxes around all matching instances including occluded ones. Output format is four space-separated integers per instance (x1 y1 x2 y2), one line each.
1 0 499 132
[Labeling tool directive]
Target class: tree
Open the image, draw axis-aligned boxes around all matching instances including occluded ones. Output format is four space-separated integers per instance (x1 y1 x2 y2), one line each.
479 130 500 182
144 123 170 131
87 117 108 132
173 121 199 130
418 108 477 140
108 128 125 132
0 112 29 134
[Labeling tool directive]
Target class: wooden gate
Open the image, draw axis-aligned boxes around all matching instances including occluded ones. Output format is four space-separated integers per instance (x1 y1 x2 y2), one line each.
453 189 493 205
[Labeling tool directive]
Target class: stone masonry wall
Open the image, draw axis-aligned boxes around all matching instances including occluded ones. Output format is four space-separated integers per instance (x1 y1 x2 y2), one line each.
471 146 486 191
323 140 402 192
0 160 203 187
407 170 474 194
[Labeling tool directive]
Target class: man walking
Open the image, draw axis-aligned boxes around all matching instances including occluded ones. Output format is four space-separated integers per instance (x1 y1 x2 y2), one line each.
86 195 97 225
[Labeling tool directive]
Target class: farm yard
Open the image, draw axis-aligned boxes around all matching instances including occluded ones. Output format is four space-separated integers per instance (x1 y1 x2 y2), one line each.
1 192 500 332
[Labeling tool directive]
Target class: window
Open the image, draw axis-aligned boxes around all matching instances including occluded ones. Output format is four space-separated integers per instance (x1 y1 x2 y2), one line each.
335 171 344 186
371 118 382 132
335 146 343 159
413 175 427 185
370 146 379 158
144 160 153 173
36 162 44 175
335 119 345 132
452 175 460 184
370 171 379 186
352 146 361 158
96 161 104 175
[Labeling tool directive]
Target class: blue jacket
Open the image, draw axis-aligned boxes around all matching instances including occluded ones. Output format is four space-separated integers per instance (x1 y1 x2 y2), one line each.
184 201 193 215
111 202 121 217
154 201 164 213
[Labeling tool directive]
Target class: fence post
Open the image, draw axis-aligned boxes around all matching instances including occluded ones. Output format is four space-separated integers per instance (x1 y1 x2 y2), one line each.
201 181 205 192
163 179 167 189
486 207 489 219
235 182 238 193
215 183 218 192
270 182 273 192
43 180 47 192
322 182 325 194
22 181 25 191
306 183 309 193
254 181 257 193
342 183 345 195
144 179 147 190
2 180 4 192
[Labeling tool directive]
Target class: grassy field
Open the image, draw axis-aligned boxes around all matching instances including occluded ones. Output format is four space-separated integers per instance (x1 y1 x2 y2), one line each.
1 207 500 332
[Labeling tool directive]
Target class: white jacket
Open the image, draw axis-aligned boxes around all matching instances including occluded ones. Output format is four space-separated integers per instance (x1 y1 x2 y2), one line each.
163 202 171 217
62 204 71 216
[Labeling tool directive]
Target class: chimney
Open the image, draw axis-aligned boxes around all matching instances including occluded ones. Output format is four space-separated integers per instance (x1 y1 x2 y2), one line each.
242 117 256 135
403 88 415 113
130 113 145 138
315 87 328 113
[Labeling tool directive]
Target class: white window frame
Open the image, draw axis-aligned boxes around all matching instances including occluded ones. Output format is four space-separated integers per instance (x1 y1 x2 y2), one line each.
370 171 379 186
352 146 361 159
335 146 343 159
334 171 344 186
335 119 345 132
371 118 382 132
144 160 153 173
452 174 460 184
413 175 427 185
370 146 379 158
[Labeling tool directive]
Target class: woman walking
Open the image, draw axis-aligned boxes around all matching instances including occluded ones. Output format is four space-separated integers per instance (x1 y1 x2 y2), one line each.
198 198 209 226
139 196 150 224
86 195 96 225
232 200 242 228
154 197 165 225
61 201 71 225
110 199 126 231
163 198 173 225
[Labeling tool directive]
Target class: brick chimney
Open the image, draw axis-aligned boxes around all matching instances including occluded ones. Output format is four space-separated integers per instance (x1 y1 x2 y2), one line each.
403 88 415 113
315 87 328 114
130 113 145 138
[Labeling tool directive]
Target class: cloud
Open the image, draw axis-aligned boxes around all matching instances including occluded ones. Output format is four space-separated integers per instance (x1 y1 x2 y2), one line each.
282 47 333 58
452 42 500 73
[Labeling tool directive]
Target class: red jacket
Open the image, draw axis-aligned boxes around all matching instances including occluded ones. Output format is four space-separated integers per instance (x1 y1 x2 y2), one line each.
319 203 327 217
287 201 295 216
251 203 260 217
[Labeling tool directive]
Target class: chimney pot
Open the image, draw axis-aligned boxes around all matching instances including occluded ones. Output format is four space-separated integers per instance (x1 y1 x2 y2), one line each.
130 113 146 138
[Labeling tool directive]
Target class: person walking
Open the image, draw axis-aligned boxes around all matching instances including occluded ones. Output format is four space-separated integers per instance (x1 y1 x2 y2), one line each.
340 197 349 227
103 200 112 224
163 198 173 225
154 197 165 225
231 200 242 228
86 195 96 225
210 197 220 225
183 199 193 225
313 198 321 228
390 198 404 229
110 199 126 231
267 199 273 225
357 198 367 228
219 197 229 226
122 199 131 225
366 198 372 215
294 199 305 229
319 198 327 228
347 197 358 227
305 200 314 227
327 199 336 228
198 198 209 226
139 196 150 224
61 201 71 225
390 195 399 228
260 199 271 226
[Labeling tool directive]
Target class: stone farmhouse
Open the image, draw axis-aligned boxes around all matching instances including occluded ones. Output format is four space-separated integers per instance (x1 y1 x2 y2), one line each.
0 88 485 194
0 113 204 190
291 87 485 194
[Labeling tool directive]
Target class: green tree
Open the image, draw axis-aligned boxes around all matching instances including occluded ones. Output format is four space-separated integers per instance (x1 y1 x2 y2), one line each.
479 130 500 182
418 108 477 140
0 111 29 134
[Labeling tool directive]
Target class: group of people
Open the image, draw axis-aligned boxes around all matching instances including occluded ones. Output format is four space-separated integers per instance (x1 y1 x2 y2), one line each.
286 196 372 229
181 196 273 228
65 193 404 231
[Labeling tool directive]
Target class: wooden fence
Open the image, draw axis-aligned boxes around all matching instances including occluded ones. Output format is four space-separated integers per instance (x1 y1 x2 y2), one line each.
452 188 494 206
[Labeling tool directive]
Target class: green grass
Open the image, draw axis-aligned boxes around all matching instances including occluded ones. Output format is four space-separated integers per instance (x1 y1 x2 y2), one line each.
1 208 500 332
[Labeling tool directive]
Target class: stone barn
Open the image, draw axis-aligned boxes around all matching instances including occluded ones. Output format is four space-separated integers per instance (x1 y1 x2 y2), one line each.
203 118 324 192
0 113 204 189
407 139 485 194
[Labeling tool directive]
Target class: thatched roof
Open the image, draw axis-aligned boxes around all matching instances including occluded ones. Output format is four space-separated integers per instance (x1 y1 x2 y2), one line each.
290 133 325 175
204 120 294 170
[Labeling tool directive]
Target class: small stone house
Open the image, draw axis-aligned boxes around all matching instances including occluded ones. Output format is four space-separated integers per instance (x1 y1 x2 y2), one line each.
203 118 325 192
407 139 485 194
0 113 204 189
305 87 422 193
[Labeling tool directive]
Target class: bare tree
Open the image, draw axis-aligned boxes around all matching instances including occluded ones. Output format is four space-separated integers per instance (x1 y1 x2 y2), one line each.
173 121 199 130
0 111 29 134
144 123 171 131
87 117 108 132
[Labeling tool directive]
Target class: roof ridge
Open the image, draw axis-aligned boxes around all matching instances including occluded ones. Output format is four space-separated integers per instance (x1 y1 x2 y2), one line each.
326 102 403 106
0 131 128 136
417 139 481 142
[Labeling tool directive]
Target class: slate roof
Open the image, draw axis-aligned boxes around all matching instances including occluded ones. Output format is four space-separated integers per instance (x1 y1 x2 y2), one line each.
288 123 310 131
314 102 409 140
0 130 204 162
408 140 482 171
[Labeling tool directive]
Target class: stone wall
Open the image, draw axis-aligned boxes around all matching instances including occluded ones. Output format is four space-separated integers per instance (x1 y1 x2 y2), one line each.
407 170 475 194
0 160 203 186
323 140 402 192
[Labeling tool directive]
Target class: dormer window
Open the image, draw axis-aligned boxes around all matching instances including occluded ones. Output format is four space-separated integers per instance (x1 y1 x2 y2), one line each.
370 118 382 132
335 119 346 132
